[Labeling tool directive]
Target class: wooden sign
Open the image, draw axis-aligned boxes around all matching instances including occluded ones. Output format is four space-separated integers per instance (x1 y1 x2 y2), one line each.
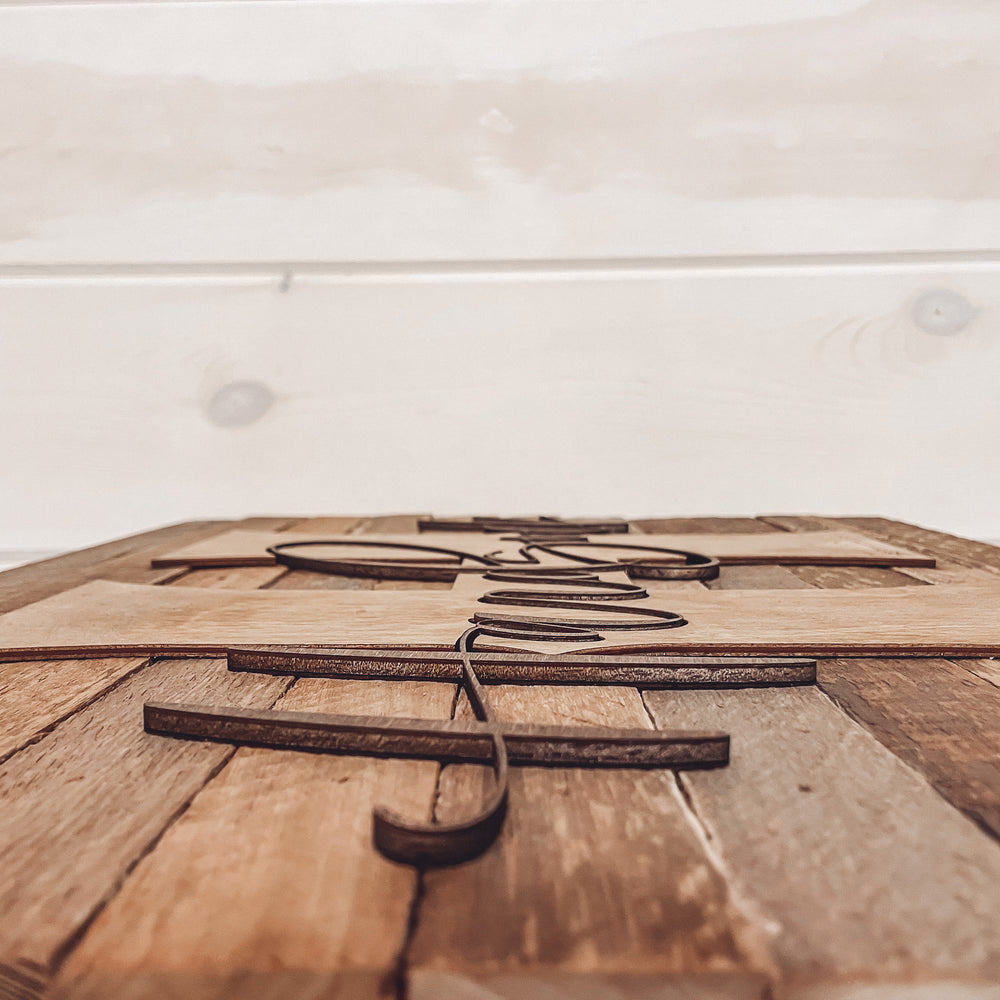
7 515 1000 998
151 528 935 569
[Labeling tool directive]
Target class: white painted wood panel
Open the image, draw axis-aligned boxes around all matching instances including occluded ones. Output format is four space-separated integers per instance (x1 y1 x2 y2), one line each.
2 0 999 263
0 263 996 549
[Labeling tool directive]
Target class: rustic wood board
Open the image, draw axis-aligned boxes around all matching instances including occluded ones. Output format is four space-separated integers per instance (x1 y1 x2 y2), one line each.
643 684 1000 988
54 677 455 1000
5 514 1000 1000
7 579 1000 659
0 655 147 764
150 528 933 569
409 680 771 997
0 656 291 999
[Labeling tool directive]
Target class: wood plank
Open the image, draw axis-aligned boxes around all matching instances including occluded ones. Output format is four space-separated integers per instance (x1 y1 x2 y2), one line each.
151 530 473 569
642 516 1000 992
819 657 1000 841
966 659 1000 690
7 2 1000 265
788 565 925 589
0 542 300 998
9 579 1000 659
284 516 366 534
0 520 229 614
630 518 782 534
791 985 1000 1000
0 656 290 999
751 528 1000 872
705 566 812 590
762 515 996 585
0 523 290 773
408 681 771 997
355 515 428 534
643 684 1000 988
7 274 1000 548
828 517 1000 577
0 656 147 764
54 677 455 1000
166 565 288 590
150 528 933 570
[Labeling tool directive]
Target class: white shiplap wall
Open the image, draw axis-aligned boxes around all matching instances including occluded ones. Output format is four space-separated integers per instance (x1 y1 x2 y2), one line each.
2 0 998 551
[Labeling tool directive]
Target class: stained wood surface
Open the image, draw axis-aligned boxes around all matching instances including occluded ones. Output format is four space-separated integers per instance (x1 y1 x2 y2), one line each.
764 515 1000 851
5 515 1000 999
0 655 147 765
55 678 454 1000
8 578 1000 659
49 517 456 1000
639 517 1000 992
409 681 771 997
151 528 932 569
644 684 1000 988
0 656 290 1000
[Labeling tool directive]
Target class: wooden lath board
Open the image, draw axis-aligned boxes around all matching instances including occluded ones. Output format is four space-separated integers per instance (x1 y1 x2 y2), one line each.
149 528 934 569
6 578 1000 659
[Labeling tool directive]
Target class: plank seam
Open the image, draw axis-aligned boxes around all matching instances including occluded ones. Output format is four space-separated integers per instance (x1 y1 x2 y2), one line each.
0 657 153 767
814 678 1000 848
45 672 295 981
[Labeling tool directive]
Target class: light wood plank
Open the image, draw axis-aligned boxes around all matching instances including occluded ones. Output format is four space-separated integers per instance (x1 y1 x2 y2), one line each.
765 516 999 585
788 565 924 589
0 520 230 614
285 516 365 534
9 579 1000 659
0 656 146 764
150 528 933 570
409 681 771 996
166 565 288 589
631 518 782 535
705 565 811 590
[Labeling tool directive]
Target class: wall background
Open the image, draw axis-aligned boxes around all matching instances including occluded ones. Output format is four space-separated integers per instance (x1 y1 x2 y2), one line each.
2 0 998 554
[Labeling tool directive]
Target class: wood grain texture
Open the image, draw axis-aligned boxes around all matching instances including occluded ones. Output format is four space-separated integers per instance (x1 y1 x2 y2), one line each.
7 1 1000 265
765 515 999 586
631 518 782 535
6 274 1000 550
0 657 290 999
644 684 1000 989
751 520 1000 877
166 565 289 589
151 529 933 570
408 681 771 996
9 578 1000 659
54 516 455 999
788 565 924 589
834 517 1000 576
54 678 455 1000
0 656 147 765
819 657 1000 841
0 520 226 615
705 565 811 590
